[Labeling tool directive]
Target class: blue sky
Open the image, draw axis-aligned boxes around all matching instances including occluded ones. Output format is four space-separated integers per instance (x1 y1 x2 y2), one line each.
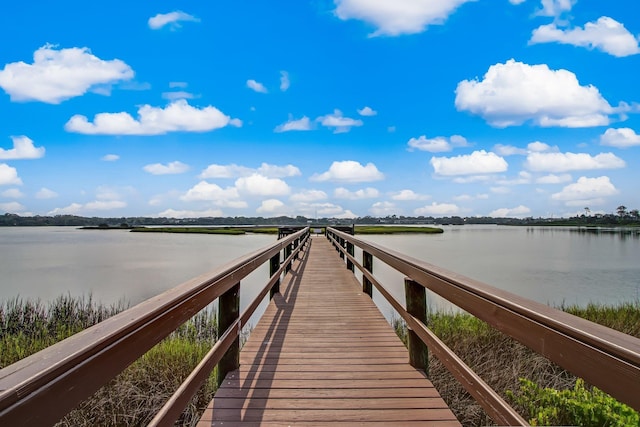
1 0 639 219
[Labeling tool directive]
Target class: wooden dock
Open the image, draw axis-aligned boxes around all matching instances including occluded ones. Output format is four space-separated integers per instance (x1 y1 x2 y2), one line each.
198 235 459 426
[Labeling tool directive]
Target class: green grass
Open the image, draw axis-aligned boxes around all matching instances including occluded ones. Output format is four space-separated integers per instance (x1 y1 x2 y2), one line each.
355 225 443 234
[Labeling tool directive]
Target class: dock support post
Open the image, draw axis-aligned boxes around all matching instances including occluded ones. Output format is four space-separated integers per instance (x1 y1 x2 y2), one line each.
270 251 281 298
346 241 354 272
405 278 428 375
362 251 373 297
218 282 240 387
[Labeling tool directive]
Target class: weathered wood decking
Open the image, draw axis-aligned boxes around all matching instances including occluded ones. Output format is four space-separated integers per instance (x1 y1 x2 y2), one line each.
197 235 459 426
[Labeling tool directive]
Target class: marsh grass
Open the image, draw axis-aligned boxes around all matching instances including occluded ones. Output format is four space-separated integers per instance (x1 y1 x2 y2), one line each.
355 225 444 234
393 302 640 426
1 296 218 426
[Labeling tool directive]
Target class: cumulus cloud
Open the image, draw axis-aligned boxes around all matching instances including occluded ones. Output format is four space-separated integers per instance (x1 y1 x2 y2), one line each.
257 199 287 215
317 109 363 133
530 17 640 57
430 150 508 176
158 208 224 218
0 164 22 186
391 189 430 201
334 187 380 199
48 198 126 215
235 174 290 197
102 154 120 161
357 106 377 116
552 176 619 206
148 11 200 30
36 188 58 199
247 79 268 93
334 0 474 36
180 181 242 203
65 100 241 135
311 160 384 182
199 163 300 179
455 59 620 128
0 45 133 104
294 202 356 218
600 128 640 148
162 91 196 101
274 116 312 132
489 205 531 217
536 173 573 184
370 201 397 216
524 152 625 172
280 71 290 91
1 188 23 198
143 161 190 175
0 136 45 160
290 190 328 202
414 202 460 216
408 135 468 152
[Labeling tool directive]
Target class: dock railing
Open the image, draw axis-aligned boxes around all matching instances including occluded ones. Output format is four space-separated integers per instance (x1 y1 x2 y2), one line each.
326 226 640 425
0 227 310 426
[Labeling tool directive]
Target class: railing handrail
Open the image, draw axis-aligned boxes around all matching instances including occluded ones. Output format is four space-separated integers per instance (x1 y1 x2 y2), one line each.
326 227 640 420
0 227 310 426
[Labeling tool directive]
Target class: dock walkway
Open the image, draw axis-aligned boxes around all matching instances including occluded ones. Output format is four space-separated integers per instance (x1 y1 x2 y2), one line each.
198 235 459 426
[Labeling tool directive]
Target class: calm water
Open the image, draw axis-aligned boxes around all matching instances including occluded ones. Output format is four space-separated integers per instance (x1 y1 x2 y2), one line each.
1 226 639 319
360 225 640 316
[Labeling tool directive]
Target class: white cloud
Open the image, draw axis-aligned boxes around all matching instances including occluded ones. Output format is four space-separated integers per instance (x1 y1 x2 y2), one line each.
530 17 640 57
199 163 300 179
370 201 397 216
0 164 22 186
247 79 268 93
0 136 45 160
290 190 328 202
148 11 200 30
280 71 290 91
414 202 460 216
235 174 290 197
257 199 287 215
391 189 429 201
408 135 468 152
294 202 356 218
316 109 363 133
496 171 533 185
536 0 576 17
0 201 26 213
489 205 531 217
1 188 23 198
357 106 377 116
334 0 474 36
36 188 58 199
274 116 312 132
65 100 241 135
0 45 133 104
162 91 196 101
493 144 527 156
311 160 384 182
48 203 82 215
180 181 241 202
102 154 120 161
158 208 224 218
509 0 526 4
334 187 380 199
84 200 127 210
552 176 619 206
524 152 625 172
455 59 619 128
600 128 640 148
536 173 573 184
143 161 190 175
430 150 508 176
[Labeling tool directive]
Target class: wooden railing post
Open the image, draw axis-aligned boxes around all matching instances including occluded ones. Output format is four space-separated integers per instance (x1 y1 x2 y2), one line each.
362 251 373 297
269 251 281 298
217 282 240 387
294 237 299 260
346 241 354 272
339 237 345 259
405 278 428 375
285 242 293 273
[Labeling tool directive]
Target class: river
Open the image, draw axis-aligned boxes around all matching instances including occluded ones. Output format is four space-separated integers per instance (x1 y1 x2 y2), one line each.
1 226 639 321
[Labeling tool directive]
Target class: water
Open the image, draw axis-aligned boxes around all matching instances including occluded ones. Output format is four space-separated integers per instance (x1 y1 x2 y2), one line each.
1 226 639 320
358 225 640 317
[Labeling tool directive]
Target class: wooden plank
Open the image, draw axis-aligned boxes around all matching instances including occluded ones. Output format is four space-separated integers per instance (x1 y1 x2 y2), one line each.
198 236 459 426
